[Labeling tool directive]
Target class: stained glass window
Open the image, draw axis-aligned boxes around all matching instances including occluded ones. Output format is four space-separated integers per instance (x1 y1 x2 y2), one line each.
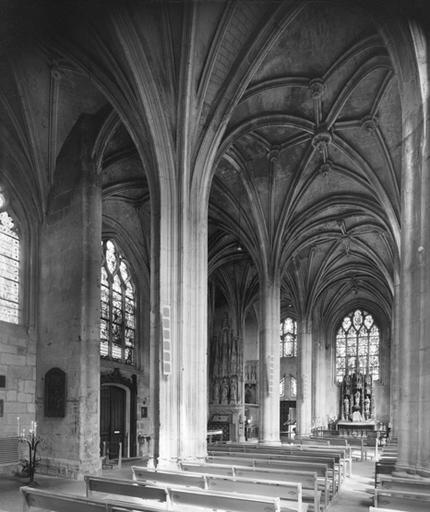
100 240 136 365
280 376 286 397
0 204 20 324
280 375 297 399
335 309 380 382
280 317 297 357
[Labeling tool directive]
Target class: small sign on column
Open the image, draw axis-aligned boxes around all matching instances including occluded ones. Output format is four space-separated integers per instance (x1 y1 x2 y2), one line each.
162 305 171 375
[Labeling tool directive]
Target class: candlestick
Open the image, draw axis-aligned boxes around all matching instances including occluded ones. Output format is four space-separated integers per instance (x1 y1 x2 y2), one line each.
17 417 20 436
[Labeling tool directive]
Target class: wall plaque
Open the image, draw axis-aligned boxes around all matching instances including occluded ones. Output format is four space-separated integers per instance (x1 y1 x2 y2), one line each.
0 375 5 387
44 368 66 417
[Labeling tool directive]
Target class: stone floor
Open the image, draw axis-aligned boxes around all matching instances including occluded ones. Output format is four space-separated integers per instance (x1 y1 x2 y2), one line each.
0 459 376 511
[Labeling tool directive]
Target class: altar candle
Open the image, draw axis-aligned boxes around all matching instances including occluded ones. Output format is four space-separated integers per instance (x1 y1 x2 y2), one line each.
34 421 37 436
17 417 20 436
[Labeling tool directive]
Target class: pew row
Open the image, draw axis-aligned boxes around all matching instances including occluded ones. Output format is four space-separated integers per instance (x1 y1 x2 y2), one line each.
369 508 408 512
210 442 351 479
23 480 284 512
177 462 324 511
128 468 308 512
207 451 337 496
374 487 430 511
374 458 396 487
21 486 165 512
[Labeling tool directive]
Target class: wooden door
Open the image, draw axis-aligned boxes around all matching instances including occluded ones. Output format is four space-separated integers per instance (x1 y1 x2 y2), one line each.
280 400 296 432
100 385 126 459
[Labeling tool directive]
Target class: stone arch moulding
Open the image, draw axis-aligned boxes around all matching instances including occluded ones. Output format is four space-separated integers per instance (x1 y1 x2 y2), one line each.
101 368 137 457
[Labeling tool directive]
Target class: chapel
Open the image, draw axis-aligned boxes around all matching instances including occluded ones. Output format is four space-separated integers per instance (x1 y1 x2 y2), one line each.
0 0 429 484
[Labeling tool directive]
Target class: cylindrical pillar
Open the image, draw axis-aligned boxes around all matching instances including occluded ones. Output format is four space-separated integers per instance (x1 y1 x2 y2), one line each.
297 320 312 436
258 273 281 445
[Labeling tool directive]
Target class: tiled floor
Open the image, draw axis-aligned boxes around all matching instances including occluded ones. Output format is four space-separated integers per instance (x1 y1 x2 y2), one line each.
0 459 375 511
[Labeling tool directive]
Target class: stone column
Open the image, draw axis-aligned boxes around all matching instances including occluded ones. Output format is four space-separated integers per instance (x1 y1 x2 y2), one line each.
258 272 281 445
37 116 102 478
389 278 400 437
297 319 312 436
312 320 326 429
154 194 208 467
396 28 430 476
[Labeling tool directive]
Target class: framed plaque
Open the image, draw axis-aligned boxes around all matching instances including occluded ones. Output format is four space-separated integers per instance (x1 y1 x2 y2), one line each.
44 368 66 417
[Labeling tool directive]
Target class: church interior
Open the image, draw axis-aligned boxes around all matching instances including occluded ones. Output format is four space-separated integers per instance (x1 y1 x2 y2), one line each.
1 0 430 510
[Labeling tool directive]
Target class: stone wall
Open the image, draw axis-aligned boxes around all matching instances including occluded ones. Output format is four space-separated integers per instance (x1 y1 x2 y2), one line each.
0 322 36 437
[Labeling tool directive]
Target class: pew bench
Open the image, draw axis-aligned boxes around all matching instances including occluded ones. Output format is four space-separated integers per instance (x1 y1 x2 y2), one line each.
369 507 409 512
23 483 284 512
130 467 308 512
208 450 337 496
374 458 396 487
180 462 323 511
21 486 166 512
206 455 331 504
374 487 430 511
210 443 351 479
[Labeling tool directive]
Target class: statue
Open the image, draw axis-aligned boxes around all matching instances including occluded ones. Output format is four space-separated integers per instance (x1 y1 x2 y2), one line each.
230 376 238 404
354 390 361 408
343 396 350 419
364 395 371 420
213 378 220 404
221 377 229 404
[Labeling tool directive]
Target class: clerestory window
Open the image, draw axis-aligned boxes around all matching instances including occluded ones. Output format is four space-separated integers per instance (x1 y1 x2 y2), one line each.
0 193 20 324
335 308 380 382
100 239 136 365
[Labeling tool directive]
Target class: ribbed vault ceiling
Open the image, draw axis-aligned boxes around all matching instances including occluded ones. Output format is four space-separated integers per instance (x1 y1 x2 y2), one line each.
209 2 401 327
0 0 407 331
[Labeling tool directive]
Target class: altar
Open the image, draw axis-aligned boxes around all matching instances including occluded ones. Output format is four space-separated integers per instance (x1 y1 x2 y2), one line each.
337 364 376 436
336 421 376 437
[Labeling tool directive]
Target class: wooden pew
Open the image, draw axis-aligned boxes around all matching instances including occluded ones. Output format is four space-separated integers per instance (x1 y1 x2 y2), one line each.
168 487 283 512
130 467 307 512
375 457 396 487
369 507 408 512
23 483 283 512
374 487 430 511
130 467 206 488
180 461 324 511
210 443 350 480
21 486 166 512
208 450 338 494
206 455 331 503
377 474 430 499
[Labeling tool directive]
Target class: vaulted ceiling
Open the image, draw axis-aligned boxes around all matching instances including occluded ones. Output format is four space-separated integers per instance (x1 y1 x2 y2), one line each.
209 2 401 328
0 0 410 331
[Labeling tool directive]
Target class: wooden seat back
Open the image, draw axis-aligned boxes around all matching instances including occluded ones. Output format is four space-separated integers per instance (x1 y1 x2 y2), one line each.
21 486 164 512
84 475 167 501
205 474 302 503
167 487 281 512
131 467 206 488
375 488 430 512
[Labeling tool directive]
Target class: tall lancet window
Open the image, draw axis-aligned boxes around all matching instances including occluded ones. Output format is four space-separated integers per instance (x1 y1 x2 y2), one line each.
0 193 21 324
280 317 297 357
100 239 136 365
335 309 380 382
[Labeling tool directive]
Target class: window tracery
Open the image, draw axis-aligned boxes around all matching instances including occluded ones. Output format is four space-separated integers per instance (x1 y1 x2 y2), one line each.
280 317 297 357
100 239 136 365
335 309 380 382
280 374 297 399
0 194 20 324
